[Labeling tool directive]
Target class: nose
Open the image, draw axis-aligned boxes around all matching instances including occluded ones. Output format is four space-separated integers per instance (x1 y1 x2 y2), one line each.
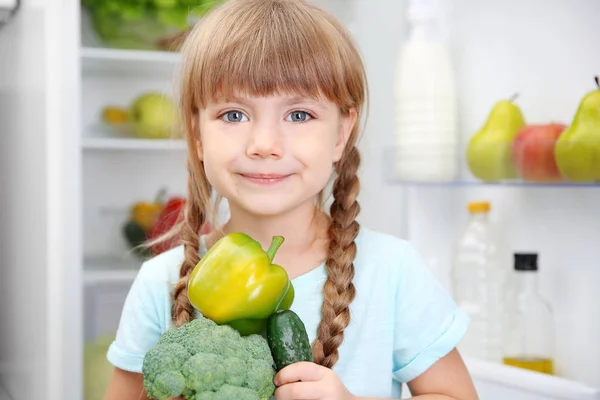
246 121 283 159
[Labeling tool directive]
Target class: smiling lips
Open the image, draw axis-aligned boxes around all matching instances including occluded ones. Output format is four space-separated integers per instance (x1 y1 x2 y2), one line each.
239 173 291 185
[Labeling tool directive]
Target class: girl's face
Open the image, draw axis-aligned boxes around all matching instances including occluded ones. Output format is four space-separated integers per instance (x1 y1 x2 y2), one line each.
197 92 356 217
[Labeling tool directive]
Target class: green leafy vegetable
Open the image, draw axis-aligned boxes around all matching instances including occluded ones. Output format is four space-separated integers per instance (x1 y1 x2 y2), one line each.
142 316 277 400
82 0 222 50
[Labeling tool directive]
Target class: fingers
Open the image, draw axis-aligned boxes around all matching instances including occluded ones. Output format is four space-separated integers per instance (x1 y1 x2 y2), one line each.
274 381 321 400
274 362 325 386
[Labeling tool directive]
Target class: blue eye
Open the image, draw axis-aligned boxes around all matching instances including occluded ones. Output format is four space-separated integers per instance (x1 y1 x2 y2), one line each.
287 111 312 123
222 111 248 123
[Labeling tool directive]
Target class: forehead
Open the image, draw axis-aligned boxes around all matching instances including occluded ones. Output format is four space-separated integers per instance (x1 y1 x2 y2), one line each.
208 90 335 109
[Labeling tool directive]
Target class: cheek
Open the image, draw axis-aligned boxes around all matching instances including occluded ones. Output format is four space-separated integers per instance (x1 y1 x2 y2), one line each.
312 156 335 187
202 153 220 185
300 138 336 184
304 126 339 163
199 135 235 187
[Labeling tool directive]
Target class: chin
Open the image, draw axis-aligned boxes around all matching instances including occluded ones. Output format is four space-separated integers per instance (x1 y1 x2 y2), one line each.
238 198 296 217
230 192 311 218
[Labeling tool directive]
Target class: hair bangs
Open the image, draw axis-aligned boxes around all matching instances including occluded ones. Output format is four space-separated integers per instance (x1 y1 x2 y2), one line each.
185 0 358 111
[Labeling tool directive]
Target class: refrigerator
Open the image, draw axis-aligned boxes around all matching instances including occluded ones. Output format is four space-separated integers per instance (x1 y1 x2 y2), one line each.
0 0 599 399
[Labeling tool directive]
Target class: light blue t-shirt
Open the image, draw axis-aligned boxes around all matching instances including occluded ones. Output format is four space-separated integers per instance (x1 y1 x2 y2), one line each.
107 227 469 398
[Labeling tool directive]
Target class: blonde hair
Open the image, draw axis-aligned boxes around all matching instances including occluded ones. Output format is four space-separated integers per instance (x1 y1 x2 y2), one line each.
170 0 367 369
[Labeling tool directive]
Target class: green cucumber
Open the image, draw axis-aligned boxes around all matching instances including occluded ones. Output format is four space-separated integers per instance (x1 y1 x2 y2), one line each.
266 310 313 371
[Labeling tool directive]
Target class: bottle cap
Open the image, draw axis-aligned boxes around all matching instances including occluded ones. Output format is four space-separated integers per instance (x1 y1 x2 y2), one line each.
407 0 439 23
514 253 538 271
468 201 490 213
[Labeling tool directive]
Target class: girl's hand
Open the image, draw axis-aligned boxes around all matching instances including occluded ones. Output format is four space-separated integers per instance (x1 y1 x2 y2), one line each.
273 362 356 400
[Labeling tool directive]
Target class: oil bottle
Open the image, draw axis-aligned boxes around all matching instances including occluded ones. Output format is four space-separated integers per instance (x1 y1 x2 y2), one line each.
503 253 555 375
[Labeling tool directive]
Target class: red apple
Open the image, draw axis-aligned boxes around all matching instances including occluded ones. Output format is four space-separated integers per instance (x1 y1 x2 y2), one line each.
511 123 567 183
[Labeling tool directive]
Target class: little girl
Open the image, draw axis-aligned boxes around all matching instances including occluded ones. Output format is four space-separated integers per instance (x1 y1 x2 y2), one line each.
103 0 478 399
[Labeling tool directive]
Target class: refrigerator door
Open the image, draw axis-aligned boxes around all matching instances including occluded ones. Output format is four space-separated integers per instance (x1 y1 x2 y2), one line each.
401 358 600 399
0 0 81 399
466 358 600 400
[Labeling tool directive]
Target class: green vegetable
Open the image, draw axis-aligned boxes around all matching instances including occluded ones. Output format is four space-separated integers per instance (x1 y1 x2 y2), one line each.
188 233 295 336
122 220 151 258
266 310 313 371
84 335 116 400
81 0 223 50
142 316 276 400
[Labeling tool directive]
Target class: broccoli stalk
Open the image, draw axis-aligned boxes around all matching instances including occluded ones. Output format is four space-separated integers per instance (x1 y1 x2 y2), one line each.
142 317 277 400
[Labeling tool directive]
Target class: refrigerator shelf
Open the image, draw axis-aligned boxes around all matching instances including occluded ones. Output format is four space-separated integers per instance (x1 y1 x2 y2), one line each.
80 46 180 75
82 137 187 151
385 179 600 188
83 255 142 285
382 145 600 188
84 269 139 285
465 357 600 400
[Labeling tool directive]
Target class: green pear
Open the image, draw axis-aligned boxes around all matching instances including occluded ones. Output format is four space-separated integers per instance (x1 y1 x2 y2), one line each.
467 95 526 182
555 77 600 183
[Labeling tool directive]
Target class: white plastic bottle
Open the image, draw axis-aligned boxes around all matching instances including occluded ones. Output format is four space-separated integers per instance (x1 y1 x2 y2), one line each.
451 202 506 362
394 0 459 182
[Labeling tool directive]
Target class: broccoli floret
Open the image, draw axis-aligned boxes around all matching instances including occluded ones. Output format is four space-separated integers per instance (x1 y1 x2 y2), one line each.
142 317 277 400
246 358 277 399
245 334 275 361
153 371 186 399
191 385 260 400
213 384 261 400
182 353 226 392
223 356 246 386
142 343 188 382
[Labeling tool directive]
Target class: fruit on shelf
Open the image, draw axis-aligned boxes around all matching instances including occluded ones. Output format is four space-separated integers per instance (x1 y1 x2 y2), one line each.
101 92 183 139
122 189 168 258
511 123 567 183
131 188 167 231
467 95 526 182
148 196 186 255
127 92 183 139
555 76 600 183
102 106 127 124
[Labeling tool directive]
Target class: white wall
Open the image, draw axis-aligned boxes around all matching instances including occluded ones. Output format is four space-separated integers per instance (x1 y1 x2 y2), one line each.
0 3 49 398
351 0 600 389
348 0 408 236
0 1 82 399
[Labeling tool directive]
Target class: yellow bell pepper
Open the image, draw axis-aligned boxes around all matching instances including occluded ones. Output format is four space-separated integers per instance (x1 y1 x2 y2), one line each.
129 188 166 231
188 233 295 335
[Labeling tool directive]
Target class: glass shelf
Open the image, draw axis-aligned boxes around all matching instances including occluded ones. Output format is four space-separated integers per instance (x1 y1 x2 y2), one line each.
82 137 187 151
81 46 180 64
83 254 143 285
80 46 180 76
382 145 600 188
387 179 600 188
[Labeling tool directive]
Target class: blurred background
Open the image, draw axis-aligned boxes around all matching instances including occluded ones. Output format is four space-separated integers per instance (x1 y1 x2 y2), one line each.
0 0 599 399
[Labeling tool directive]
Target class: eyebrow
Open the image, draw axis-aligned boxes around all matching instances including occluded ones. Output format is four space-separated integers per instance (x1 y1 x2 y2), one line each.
213 94 328 110
284 96 327 108
212 95 248 105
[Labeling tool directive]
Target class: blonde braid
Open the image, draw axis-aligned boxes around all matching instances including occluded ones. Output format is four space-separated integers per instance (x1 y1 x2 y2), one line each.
171 157 211 327
312 145 361 368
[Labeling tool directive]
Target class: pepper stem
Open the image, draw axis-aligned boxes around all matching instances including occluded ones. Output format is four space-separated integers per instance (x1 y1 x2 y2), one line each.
266 236 285 262
154 187 167 204
595 76 599 89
